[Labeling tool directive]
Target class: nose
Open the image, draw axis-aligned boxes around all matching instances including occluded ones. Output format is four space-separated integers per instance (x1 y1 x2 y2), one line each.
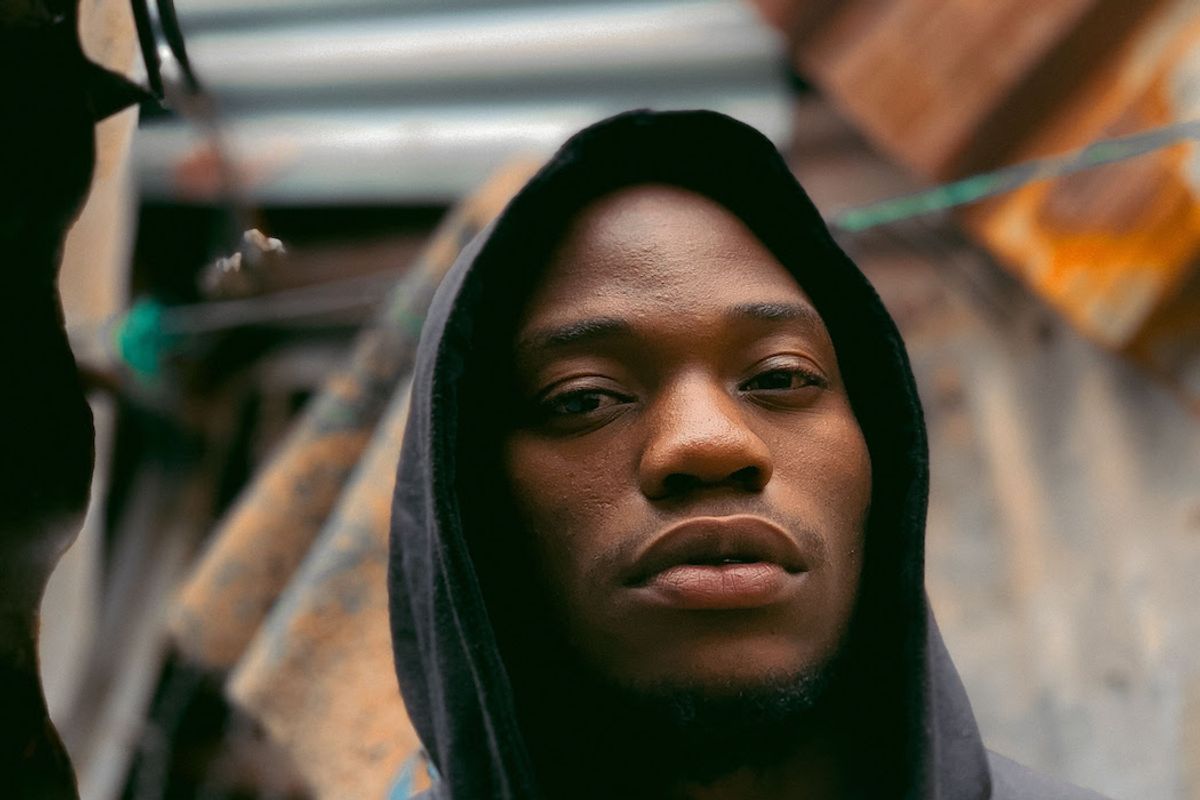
638 374 774 500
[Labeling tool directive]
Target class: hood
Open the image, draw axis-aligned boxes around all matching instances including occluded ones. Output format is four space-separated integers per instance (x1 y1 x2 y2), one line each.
388 109 990 799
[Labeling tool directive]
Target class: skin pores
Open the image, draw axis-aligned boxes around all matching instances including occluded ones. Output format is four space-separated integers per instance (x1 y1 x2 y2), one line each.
503 184 871 696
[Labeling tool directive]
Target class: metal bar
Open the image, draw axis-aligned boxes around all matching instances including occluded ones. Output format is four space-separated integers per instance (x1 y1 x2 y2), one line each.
136 90 792 203
174 0 722 30
176 1 779 104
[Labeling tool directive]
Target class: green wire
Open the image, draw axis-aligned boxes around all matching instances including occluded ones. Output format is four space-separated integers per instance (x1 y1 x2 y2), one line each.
832 117 1200 232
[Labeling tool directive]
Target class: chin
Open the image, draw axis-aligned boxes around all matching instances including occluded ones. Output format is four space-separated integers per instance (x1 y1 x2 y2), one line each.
597 646 837 758
623 637 831 698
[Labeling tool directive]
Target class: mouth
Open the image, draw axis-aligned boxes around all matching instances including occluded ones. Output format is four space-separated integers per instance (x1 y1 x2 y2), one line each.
625 515 810 610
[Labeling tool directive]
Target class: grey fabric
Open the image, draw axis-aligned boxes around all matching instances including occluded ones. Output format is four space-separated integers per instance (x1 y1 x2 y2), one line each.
988 752 1108 800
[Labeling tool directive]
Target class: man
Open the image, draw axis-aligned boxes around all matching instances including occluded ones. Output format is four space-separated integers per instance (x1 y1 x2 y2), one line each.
2 3 148 794
388 110 1105 799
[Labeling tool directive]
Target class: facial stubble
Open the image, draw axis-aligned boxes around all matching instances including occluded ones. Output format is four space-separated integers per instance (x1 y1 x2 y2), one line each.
593 645 844 782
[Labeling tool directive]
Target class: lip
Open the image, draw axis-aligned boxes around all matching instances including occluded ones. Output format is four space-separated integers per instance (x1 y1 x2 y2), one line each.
625 515 810 610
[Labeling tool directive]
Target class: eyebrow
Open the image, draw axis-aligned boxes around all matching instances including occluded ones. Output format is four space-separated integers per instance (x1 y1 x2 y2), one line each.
516 316 632 358
515 301 826 359
729 301 825 330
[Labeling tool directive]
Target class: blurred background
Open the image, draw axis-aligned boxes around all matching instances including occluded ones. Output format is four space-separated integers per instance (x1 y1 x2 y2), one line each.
40 0 1200 797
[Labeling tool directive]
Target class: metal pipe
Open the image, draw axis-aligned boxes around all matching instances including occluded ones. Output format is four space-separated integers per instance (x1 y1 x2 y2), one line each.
141 0 791 203
178 1 781 107
175 0 724 30
136 89 793 203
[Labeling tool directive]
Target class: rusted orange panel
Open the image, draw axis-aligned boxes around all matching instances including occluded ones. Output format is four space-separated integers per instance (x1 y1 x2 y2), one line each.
962 9 1200 360
168 161 540 670
794 0 1156 178
228 382 427 800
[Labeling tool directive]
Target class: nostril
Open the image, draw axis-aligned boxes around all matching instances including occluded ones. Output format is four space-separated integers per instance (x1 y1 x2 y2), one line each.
657 465 765 498
661 472 702 496
730 465 765 490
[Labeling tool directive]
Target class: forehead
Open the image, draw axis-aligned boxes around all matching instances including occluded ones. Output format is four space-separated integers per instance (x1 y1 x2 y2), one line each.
520 184 813 327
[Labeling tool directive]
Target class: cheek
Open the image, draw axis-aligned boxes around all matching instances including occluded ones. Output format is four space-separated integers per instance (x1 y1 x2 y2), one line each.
814 412 871 610
767 409 871 582
826 414 872 537
503 435 627 593
795 411 869 518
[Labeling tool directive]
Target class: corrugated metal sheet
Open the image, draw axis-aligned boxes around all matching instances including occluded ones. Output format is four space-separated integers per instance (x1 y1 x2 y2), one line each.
768 0 1200 405
138 0 791 203
791 97 1200 800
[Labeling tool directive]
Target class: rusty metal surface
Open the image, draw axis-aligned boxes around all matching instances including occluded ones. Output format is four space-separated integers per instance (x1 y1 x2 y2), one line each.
771 0 1200 404
228 381 427 800
915 287 1200 800
961 4 1200 401
168 161 540 670
791 0 1155 179
792 98 1200 800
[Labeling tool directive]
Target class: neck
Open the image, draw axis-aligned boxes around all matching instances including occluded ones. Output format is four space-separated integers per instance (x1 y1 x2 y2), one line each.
515 654 852 800
664 721 845 800
559 698 849 800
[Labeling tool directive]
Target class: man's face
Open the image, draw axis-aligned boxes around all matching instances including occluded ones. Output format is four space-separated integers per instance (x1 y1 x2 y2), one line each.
503 185 870 695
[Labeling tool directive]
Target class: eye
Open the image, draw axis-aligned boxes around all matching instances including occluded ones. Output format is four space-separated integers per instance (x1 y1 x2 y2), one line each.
547 390 615 416
538 386 632 419
739 363 828 394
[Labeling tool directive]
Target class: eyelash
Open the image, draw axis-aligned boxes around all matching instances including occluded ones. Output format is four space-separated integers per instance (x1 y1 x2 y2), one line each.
537 363 826 421
738 365 828 393
539 388 629 418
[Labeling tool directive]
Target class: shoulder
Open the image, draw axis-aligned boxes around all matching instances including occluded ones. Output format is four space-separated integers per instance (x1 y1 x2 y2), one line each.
987 750 1110 800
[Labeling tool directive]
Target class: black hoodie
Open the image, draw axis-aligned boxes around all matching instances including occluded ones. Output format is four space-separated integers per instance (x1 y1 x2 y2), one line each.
388 110 1106 800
